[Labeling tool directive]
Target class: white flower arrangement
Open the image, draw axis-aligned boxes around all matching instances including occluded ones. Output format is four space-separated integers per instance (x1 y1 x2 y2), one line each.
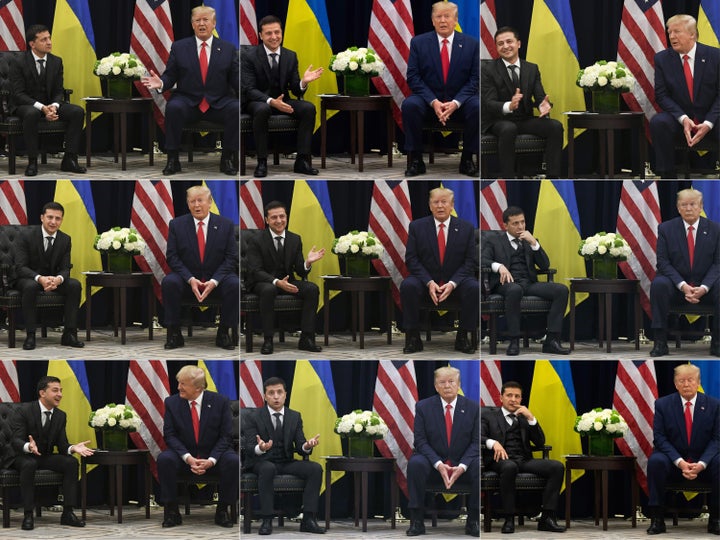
576 60 635 92
93 52 146 80
574 407 629 438
93 227 146 255
88 403 142 432
329 47 385 77
332 230 384 259
334 409 389 439
578 232 631 261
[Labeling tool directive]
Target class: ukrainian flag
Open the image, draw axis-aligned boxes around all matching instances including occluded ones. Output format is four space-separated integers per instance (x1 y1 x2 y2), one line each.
283 0 338 132
528 360 583 488
699 1 720 48
695 361 720 398
534 180 586 312
452 0 479 38
692 180 720 221
204 0 239 48
451 360 479 403
289 360 344 491
198 360 237 400
53 180 102 304
443 180 478 227
288 180 340 311
46 360 98 474
204 180 239 224
526 0 585 146
51 0 102 110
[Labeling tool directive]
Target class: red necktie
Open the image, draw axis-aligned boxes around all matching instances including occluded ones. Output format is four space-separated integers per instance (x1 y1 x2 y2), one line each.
683 54 693 103
199 42 210 113
684 401 692 445
687 225 694 269
191 400 200 444
444 403 452 446
438 223 446 264
197 221 205 262
440 39 449 83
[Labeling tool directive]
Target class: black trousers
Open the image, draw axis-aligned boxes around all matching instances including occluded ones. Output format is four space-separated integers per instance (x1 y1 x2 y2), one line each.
17 277 81 333
250 459 322 517
161 272 239 327
406 454 479 513
13 453 78 511
650 275 720 336
164 99 239 152
487 117 563 177
647 451 719 515
253 280 319 338
493 281 568 337
246 99 315 158
15 102 84 158
157 449 239 505
486 457 564 514
400 276 479 331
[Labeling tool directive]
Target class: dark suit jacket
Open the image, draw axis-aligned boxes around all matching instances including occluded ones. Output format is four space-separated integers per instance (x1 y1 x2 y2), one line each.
245 228 309 289
15 226 72 285
656 216 720 290
5 401 70 467
242 406 312 467
413 394 479 468
161 36 238 110
242 45 306 103
480 406 545 467
654 42 720 126
163 391 233 461
480 230 550 291
406 30 479 106
481 58 548 132
10 51 65 111
166 212 238 284
405 215 477 287
652 391 719 466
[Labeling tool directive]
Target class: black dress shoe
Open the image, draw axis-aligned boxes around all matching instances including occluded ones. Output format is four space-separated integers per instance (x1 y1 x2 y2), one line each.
298 334 322 352
61 331 85 348
60 155 87 174
254 158 268 178
23 333 36 351
220 158 238 176
465 519 480 537
60 510 85 527
294 157 319 175
646 517 666 535
21 513 33 530
161 509 182 528
162 156 182 175
403 334 423 354
260 339 274 355
459 157 479 177
454 333 476 354
404 159 426 177
406 519 426 536
299 516 325 534
649 340 669 357
501 517 514 533
258 517 273 535
537 515 565 532
214 509 233 527
542 338 570 355
506 338 520 356
708 518 720 535
164 331 185 350
25 159 38 177
215 330 235 350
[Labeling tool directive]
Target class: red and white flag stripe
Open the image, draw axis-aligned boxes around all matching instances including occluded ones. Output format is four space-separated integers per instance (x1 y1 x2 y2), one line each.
240 0 258 46
0 0 25 51
480 180 507 231
0 180 27 224
240 180 264 230
480 0 497 60
0 360 20 402
480 360 502 407
240 360 263 408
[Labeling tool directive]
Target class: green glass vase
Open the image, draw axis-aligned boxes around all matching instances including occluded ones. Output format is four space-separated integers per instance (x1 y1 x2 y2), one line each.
107 252 133 273
106 78 133 99
347 436 374 457
591 91 620 114
587 434 615 456
102 429 128 451
343 74 370 97
592 258 617 279
344 256 371 278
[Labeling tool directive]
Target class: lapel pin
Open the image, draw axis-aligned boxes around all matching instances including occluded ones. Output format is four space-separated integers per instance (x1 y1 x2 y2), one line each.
213 225 218 230
461 409 465 413
459 43 463 48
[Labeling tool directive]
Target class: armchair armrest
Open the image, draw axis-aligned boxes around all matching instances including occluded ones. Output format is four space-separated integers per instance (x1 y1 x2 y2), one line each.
530 444 552 459
537 269 556 282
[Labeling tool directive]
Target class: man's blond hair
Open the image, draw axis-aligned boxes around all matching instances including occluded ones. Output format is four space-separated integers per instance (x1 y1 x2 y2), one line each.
192 5 216 22
176 365 208 389
673 363 700 383
432 1 458 18
434 366 460 383
186 184 213 201
429 187 454 202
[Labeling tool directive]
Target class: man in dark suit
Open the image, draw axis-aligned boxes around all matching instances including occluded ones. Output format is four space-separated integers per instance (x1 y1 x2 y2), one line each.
650 14 720 178
406 366 479 537
6 376 93 530
402 2 479 177
650 188 720 357
480 205 569 356
481 381 566 534
141 6 239 176
243 376 325 535
646 364 719 535
400 187 478 354
157 365 238 529
481 26 563 178
245 200 325 355
15 201 84 351
242 15 324 178
162 185 238 350
10 24 86 177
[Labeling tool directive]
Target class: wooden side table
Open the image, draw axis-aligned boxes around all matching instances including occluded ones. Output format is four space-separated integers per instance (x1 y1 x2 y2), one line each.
564 455 638 531
323 456 398 532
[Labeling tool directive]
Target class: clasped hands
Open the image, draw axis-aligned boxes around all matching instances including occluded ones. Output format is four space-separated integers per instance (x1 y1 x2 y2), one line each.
189 277 216 303
683 117 711 147
681 283 706 304
432 100 459 126
678 459 705 480
41 104 59 121
38 275 60 291
437 462 465 490
187 455 214 476
428 280 454 305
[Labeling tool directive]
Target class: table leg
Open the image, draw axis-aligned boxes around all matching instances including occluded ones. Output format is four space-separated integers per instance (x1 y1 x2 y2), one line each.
120 111 128 170
321 102 327 169
120 286 127 345
386 106 394 168
597 293 604 348
109 464 116 516
361 471 368 532
386 286 392 345
634 289 641 350
148 107 155 166
86 278 92 341
81 459 87 521
565 466 572 529
390 464 397 529
594 470 600 526
85 107 92 168
113 288 120 337
144 455 151 519
569 286 576 351
324 285 330 346
359 290 365 349
605 291 613 353
116 464 123 523
601 469 608 531
353 471 360 527
147 282 154 340
607 129 615 179
639 122 647 179
350 112 357 165
358 111 365 172
324 463 331 530
568 123 575 178
351 291 357 342
631 464 638 528
113 113 119 163
599 130 607 177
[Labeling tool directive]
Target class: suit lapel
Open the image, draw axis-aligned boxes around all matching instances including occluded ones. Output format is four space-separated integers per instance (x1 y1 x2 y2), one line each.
495 58 514 95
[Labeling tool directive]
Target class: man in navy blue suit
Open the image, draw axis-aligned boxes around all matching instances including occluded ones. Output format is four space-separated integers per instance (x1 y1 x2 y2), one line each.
406 366 479 537
400 187 478 354
650 14 720 178
646 364 719 535
162 185 238 350
157 365 238 529
650 188 720 357
142 6 239 176
401 1 479 177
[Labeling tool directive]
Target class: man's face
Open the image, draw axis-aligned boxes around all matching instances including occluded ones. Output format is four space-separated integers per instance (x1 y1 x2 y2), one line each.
39 382 62 409
495 32 521 63
431 6 457 38
40 209 63 234
429 192 454 222
264 384 286 412
434 373 459 402
500 387 522 412
260 22 283 52
187 192 211 221
265 207 287 236
667 21 696 54
29 31 52 56
177 377 201 401
504 213 526 238
676 195 702 223
674 371 699 400
191 10 216 41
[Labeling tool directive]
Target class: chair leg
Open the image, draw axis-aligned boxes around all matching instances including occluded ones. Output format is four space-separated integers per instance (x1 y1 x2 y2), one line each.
242 492 253 534
430 493 438 527
7 135 16 175
2 487 9 527
489 314 497 355
240 133 247 176
8 309 15 348
482 491 491 533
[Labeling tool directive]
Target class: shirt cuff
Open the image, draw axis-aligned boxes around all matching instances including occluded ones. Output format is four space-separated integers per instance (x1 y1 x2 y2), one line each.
254 444 265 455
458 463 468 472
34 102 43 111
208 457 217 466
183 453 192 463
210 279 218 287
491 262 502 273
485 439 496 450
433 460 443 469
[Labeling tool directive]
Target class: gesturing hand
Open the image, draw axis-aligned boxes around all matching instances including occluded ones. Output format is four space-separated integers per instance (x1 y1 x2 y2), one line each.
256 434 273 452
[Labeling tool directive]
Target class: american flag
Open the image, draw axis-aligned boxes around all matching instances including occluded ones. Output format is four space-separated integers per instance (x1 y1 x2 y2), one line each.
368 0 414 129
240 360 263 408
0 180 26 224
616 180 660 316
617 0 666 123
480 0 497 60
613 360 657 495
480 360 502 406
368 180 412 307
0 0 24 51
131 180 174 301
240 180 264 230
126 360 170 480
130 0 173 131
480 180 507 231
373 360 418 497
0 360 19 402
240 0 258 46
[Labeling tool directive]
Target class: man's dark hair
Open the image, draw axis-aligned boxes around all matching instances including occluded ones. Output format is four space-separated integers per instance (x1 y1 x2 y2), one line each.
501 381 522 395
502 206 524 224
37 375 61 395
41 201 64 216
264 200 287 218
494 26 521 41
263 376 286 393
26 24 49 47
258 15 282 33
